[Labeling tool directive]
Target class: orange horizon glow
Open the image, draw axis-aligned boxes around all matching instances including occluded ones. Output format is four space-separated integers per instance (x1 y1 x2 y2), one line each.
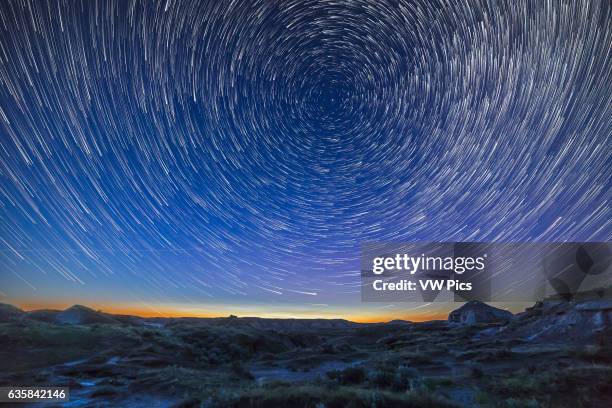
9 299 450 323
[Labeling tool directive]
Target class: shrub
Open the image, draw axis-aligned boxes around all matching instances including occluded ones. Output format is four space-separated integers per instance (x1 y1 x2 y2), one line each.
230 361 254 380
392 365 419 391
326 367 366 385
470 366 484 379
370 368 395 388
424 377 454 388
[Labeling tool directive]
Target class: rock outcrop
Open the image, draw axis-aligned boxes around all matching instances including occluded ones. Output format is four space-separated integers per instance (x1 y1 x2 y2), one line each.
506 299 612 343
448 301 513 325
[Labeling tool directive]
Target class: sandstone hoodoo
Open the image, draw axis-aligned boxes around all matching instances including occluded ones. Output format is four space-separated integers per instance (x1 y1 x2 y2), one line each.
448 301 513 325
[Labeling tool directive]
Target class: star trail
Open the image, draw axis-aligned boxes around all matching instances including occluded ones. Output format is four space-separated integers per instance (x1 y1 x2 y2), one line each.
0 0 610 316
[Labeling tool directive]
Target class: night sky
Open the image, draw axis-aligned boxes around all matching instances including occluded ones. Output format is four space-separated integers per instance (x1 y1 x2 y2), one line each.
0 1 610 320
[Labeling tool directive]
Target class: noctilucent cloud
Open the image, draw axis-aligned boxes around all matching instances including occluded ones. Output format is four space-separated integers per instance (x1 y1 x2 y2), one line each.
0 0 610 317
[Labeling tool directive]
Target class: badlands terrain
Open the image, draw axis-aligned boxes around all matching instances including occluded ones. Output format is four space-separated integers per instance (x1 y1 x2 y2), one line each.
1 297 611 407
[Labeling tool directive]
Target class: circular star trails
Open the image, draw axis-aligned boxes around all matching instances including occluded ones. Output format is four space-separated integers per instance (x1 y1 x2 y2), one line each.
0 0 610 304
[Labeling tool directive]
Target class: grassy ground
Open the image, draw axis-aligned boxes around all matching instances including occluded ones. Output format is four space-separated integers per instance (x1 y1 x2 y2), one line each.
1 318 611 407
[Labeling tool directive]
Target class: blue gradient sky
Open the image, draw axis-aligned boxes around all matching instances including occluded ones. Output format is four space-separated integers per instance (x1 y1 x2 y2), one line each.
1 0 610 320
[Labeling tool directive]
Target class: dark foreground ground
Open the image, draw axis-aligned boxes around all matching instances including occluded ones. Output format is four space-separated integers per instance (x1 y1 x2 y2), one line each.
1 300 611 408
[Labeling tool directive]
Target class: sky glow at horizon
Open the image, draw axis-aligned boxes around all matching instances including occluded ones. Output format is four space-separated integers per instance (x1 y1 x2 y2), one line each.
0 0 610 318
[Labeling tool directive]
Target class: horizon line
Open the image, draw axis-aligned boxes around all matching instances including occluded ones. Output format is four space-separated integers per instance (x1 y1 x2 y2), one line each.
4 300 457 323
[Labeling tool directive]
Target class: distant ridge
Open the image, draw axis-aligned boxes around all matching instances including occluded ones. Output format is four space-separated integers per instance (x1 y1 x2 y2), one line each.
0 303 412 328
2 300 611 343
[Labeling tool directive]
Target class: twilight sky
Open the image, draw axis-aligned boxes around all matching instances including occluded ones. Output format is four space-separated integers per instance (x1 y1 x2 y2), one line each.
0 0 610 320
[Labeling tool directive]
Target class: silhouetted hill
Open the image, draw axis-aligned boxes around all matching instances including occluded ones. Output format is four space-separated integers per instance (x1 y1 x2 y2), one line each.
0 303 23 320
24 309 61 323
55 305 119 325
